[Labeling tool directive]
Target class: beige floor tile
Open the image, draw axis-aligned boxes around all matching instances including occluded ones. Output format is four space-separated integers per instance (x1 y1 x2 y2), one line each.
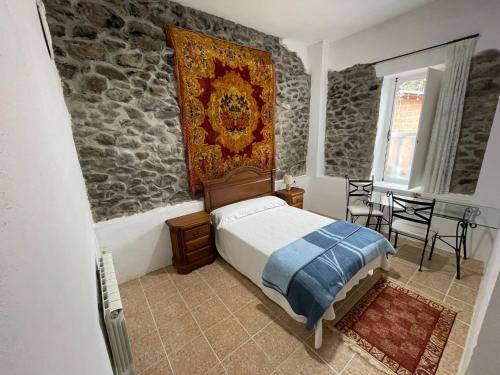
253 319 301 365
342 354 388 375
444 296 474 324
119 279 142 298
141 359 173 375
144 279 177 307
234 299 275 335
252 290 286 318
436 341 463 375
167 267 204 291
460 258 484 274
455 267 483 290
422 257 458 277
205 264 241 291
125 306 156 342
120 281 149 317
150 293 188 327
179 280 214 309
216 283 258 313
205 316 250 360
122 292 150 318
157 312 201 354
129 330 166 374
273 345 333 375
192 296 231 331
385 259 417 282
197 261 224 280
206 363 227 375
279 313 314 341
169 335 219 375
448 283 478 305
222 339 275 375
407 280 446 301
306 327 354 373
410 270 454 293
448 319 469 348
394 244 424 264
124 240 484 375
140 268 171 290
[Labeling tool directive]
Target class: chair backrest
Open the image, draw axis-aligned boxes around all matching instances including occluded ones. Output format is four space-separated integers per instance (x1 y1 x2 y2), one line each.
345 175 374 208
387 191 436 237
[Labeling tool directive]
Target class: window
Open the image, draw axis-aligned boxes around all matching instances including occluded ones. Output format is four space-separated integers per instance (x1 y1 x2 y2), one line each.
373 67 443 189
383 75 426 184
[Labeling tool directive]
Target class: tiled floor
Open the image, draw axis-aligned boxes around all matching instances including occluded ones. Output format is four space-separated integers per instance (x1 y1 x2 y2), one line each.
119 239 484 375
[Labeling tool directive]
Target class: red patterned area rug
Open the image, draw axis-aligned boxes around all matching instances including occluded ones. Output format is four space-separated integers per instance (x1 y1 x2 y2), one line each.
335 278 457 375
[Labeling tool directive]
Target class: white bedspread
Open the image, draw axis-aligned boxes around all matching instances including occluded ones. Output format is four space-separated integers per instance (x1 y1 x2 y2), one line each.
215 205 333 288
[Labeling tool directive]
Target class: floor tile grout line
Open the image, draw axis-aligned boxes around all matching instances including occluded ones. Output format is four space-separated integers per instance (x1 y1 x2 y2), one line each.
169 271 226 373
137 277 176 375
269 345 301 375
448 338 465 349
444 272 458 298
339 353 356 375
301 334 349 375
196 270 277 364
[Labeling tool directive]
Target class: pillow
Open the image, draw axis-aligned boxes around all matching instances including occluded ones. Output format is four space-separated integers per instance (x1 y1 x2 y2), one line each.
211 196 287 229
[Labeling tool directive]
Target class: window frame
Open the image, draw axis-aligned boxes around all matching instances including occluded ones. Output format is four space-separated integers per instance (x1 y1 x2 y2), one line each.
381 71 427 185
373 66 443 191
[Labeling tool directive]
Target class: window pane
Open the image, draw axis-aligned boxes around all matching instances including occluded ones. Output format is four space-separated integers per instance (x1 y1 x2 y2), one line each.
384 78 426 183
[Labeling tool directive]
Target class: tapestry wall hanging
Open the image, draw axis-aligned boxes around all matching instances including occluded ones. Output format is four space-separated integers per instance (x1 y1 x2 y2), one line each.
166 26 276 195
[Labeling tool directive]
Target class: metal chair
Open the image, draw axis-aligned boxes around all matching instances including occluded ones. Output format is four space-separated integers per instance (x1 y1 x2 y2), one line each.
345 175 383 231
387 192 438 271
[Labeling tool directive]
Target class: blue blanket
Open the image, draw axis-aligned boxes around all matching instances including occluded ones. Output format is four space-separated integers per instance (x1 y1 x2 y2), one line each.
262 220 395 329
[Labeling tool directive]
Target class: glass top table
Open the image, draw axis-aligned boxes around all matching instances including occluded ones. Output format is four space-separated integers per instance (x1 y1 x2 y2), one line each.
366 190 500 279
369 190 500 230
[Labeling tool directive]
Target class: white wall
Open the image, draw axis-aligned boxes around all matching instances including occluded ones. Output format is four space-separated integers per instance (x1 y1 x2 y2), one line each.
0 1 112 374
463 229 500 374
305 0 500 261
96 175 311 283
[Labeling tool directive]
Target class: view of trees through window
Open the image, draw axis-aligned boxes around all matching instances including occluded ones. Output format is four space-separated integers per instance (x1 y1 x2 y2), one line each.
384 77 426 183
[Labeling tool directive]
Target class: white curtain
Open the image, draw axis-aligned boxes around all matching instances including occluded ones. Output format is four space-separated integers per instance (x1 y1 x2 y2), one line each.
423 38 476 194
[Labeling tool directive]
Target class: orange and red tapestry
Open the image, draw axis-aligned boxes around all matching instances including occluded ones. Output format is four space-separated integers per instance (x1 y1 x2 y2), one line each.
166 26 276 195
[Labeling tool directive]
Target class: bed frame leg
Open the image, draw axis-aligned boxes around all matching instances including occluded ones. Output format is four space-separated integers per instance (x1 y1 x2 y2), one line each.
381 254 390 271
314 319 323 349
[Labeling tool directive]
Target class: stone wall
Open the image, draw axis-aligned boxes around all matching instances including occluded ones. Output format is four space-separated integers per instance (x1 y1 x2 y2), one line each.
450 49 500 194
324 64 382 178
44 0 310 222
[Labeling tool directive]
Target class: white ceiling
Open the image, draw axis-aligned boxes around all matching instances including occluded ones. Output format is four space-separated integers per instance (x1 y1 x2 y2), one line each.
174 0 436 44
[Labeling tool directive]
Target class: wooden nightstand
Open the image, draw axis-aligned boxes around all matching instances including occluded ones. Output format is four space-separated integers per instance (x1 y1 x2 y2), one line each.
276 187 305 209
165 211 215 274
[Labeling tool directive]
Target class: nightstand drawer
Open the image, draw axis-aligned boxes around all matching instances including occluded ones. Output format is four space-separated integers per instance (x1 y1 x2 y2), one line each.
184 224 209 241
185 235 209 252
292 202 303 209
186 245 212 263
291 195 303 204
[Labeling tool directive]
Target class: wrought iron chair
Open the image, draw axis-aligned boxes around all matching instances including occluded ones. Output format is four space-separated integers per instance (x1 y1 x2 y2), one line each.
387 192 438 271
345 176 384 231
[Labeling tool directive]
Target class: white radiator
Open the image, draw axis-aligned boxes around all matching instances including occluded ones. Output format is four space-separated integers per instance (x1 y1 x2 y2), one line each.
98 253 135 375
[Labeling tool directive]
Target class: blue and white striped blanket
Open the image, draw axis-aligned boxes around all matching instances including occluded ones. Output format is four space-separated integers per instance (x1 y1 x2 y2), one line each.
262 220 395 329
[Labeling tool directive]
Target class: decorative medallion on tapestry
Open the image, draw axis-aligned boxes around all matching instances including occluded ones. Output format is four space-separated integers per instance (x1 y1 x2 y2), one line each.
166 26 276 194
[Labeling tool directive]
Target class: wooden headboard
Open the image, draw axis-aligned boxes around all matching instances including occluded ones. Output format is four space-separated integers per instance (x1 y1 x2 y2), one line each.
202 166 276 212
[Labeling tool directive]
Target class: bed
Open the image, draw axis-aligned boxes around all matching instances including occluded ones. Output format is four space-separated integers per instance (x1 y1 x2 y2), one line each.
202 166 391 348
